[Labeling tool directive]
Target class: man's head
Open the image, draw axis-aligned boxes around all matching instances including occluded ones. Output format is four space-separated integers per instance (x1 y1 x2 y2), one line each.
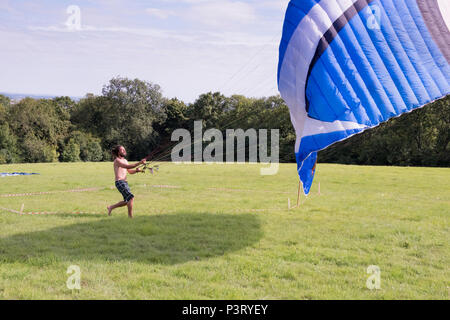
111 145 126 159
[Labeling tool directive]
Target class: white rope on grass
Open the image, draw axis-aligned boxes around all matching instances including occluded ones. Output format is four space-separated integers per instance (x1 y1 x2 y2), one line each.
1 205 285 217
207 187 294 195
0 206 105 216
0 207 21 214
0 185 182 199
20 211 103 216
0 187 101 198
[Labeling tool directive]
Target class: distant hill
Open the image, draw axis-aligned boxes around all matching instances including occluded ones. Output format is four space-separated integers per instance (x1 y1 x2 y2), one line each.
0 92 81 102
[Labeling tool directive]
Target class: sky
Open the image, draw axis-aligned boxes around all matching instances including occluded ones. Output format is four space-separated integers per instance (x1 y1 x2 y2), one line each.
0 0 289 102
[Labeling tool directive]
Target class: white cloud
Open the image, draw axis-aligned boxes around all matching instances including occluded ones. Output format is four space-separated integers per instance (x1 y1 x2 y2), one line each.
27 24 274 47
3 0 285 102
256 0 289 11
145 8 173 19
186 1 257 28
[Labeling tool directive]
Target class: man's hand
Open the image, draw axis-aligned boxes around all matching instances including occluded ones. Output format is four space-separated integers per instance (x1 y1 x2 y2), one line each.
140 159 147 165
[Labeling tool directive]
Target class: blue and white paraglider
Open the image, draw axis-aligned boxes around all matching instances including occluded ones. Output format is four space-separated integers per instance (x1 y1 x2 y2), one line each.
278 0 450 195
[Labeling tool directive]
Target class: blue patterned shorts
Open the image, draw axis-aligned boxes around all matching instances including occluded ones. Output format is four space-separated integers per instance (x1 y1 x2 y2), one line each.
115 180 134 203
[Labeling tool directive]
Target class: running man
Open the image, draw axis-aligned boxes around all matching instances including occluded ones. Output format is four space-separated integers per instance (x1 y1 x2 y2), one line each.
107 145 146 218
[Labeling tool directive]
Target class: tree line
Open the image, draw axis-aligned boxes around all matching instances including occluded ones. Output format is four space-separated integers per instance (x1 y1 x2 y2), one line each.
0 77 448 167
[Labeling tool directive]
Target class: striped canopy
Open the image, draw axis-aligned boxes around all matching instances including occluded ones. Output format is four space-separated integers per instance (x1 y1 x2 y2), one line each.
278 0 450 194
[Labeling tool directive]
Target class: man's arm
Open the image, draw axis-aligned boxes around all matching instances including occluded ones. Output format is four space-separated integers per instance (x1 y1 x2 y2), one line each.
127 168 143 175
116 158 146 170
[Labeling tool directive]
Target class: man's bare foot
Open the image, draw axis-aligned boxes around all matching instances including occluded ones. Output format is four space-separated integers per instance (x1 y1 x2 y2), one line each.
107 206 112 216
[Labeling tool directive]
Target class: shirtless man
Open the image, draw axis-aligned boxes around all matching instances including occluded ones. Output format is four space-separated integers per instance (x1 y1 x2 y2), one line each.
107 145 146 218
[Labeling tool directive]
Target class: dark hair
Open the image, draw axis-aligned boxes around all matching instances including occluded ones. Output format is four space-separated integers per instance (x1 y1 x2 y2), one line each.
111 145 123 159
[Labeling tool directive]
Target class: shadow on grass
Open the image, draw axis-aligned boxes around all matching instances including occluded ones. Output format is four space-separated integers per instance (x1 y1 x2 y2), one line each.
0 213 262 265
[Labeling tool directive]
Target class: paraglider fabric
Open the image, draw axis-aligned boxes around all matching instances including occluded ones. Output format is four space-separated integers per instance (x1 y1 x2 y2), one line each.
278 0 450 195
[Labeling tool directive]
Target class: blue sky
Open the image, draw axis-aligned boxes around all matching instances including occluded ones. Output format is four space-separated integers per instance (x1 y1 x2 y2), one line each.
0 0 289 102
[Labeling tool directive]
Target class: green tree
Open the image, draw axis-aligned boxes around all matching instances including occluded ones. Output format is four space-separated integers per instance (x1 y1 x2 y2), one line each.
21 134 59 163
71 77 166 160
7 98 71 162
70 96 112 138
158 98 188 135
0 124 19 163
61 139 81 162
0 94 10 125
187 92 230 129
0 94 10 108
69 131 103 162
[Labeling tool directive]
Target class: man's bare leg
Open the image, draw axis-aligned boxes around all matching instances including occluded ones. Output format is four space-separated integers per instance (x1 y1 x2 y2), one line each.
127 198 134 219
107 201 127 216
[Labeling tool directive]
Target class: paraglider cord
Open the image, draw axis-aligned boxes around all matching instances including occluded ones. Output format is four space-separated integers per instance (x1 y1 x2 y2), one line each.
288 180 302 210
296 181 302 207
136 163 159 175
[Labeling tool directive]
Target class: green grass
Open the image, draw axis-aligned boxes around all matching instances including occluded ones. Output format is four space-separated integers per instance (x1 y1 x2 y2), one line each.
0 162 448 299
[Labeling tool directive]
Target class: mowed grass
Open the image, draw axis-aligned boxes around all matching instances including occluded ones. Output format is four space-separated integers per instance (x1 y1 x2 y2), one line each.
0 162 448 300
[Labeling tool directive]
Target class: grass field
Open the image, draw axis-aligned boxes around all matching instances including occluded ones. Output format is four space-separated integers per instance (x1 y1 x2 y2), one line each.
0 162 448 299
